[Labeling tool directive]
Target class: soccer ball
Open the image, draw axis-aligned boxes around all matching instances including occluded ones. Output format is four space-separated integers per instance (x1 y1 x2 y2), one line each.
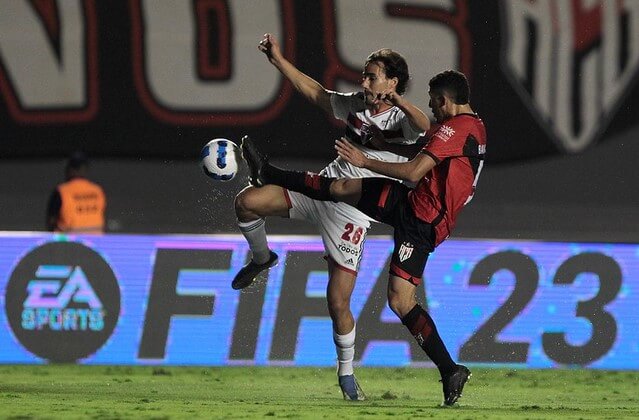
200 138 239 181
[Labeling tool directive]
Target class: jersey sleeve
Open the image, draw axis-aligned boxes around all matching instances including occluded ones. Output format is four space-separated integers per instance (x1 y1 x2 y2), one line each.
398 112 426 143
421 121 465 163
329 91 361 122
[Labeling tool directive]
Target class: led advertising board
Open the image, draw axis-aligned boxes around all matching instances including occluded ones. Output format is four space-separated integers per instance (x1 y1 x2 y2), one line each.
0 233 636 369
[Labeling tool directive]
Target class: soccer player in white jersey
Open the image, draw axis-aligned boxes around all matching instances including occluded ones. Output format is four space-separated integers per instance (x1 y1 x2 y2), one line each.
233 33 430 400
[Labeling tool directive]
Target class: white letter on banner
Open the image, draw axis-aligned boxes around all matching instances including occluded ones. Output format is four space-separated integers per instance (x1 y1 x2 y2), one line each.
135 0 294 124
0 0 97 122
325 0 463 114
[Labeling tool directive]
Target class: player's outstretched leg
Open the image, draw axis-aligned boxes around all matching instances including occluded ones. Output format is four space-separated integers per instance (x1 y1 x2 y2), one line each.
240 135 268 187
232 250 278 290
338 374 366 401
240 135 337 201
441 364 471 406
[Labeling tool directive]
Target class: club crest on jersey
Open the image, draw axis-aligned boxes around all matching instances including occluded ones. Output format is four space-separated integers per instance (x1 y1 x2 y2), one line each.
398 242 414 262
500 0 639 153
360 123 373 144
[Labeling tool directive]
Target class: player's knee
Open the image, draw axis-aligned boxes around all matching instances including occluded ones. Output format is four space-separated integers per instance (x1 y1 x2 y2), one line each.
387 292 402 317
387 289 413 318
328 179 347 197
327 294 350 318
329 179 360 202
234 187 260 217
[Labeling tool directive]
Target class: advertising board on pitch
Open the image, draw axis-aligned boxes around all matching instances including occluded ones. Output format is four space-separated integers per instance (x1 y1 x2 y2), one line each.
0 232 637 369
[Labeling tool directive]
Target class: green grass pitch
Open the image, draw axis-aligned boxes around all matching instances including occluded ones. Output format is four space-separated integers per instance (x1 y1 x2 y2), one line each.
1 365 638 419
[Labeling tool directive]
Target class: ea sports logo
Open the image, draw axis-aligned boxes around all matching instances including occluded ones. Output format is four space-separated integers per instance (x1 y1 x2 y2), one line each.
5 242 120 362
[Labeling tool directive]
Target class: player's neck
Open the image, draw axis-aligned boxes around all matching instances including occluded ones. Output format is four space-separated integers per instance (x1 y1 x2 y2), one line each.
371 102 392 116
449 104 474 117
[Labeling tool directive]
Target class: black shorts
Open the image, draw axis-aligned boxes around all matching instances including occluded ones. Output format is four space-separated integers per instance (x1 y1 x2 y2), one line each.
357 178 435 285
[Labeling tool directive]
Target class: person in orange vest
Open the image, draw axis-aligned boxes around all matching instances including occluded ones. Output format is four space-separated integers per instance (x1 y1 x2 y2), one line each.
46 151 106 233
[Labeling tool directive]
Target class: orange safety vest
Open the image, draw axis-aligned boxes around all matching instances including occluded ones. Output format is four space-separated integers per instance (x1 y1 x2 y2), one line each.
56 178 106 233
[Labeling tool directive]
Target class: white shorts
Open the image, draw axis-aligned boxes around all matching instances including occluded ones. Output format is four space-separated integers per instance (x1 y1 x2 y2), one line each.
284 189 371 274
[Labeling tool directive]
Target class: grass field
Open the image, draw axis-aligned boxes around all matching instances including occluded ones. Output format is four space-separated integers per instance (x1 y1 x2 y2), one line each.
0 365 638 419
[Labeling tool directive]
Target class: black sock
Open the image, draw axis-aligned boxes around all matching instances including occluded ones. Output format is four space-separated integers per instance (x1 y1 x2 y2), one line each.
264 164 336 201
401 304 456 376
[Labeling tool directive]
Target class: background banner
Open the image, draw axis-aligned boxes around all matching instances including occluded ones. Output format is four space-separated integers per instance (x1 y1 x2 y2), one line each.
0 232 637 369
1 0 638 162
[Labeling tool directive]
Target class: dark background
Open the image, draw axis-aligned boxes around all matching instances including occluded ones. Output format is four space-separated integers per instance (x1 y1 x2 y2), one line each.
1 124 636 242
2 0 637 161
0 0 637 241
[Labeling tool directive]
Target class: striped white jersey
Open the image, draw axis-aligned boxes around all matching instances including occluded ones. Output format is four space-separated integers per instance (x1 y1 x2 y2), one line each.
318 91 425 222
323 91 424 178
323 91 424 179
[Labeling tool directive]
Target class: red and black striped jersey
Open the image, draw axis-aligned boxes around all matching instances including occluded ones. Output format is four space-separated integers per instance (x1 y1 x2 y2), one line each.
409 113 487 246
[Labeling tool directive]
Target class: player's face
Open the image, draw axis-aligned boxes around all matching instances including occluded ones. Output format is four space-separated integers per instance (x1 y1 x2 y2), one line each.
361 62 394 106
429 91 445 123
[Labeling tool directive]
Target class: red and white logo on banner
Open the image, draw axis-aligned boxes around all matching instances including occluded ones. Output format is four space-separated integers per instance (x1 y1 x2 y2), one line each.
501 0 639 152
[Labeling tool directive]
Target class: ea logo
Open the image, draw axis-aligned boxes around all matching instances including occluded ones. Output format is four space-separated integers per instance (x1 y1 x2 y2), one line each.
5 242 120 362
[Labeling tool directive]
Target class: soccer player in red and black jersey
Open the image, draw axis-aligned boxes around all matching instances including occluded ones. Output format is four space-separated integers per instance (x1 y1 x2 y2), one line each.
242 70 485 406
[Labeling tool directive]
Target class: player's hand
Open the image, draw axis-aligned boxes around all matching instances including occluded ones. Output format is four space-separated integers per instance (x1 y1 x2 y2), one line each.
368 125 388 150
258 33 282 64
373 89 402 107
335 137 369 168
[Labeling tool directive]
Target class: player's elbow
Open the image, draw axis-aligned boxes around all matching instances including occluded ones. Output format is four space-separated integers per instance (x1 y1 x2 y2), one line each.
310 91 332 114
422 119 431 133
416 117 431 133
406 170 424 184
407 155 435 183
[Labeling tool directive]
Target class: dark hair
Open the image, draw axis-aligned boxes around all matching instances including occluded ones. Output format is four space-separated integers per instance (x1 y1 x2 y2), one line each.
428 70 470 104
66 151 89 171
366 49 409 95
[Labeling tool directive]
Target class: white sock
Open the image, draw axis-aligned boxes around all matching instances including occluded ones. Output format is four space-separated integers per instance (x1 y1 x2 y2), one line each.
333 325 356 377
238 218 270 264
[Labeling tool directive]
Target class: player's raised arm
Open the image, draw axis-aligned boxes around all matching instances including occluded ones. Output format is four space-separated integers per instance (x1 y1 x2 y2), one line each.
377 90 430 133
258 33 332 115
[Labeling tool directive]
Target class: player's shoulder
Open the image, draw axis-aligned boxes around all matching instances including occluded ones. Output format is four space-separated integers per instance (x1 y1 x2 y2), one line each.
449 113 479 124
444 114 484 134
428 115 474 143
329 90 363 100
330 91 365 110
458 114 486 139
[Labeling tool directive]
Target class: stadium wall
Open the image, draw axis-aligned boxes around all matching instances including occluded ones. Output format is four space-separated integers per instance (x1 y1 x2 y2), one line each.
1 0 638 162
0 232 637 369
